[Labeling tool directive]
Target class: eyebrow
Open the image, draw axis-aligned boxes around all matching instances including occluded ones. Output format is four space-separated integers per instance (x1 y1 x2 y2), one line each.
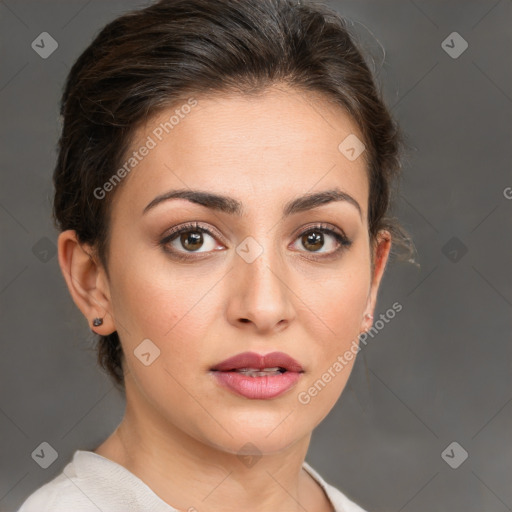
142 187 362 220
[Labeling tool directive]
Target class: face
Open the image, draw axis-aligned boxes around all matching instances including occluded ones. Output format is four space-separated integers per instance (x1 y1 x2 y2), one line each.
88 85 389 455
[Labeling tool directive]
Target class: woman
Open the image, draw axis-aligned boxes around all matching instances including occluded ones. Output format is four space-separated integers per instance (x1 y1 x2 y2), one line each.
19 0 413 510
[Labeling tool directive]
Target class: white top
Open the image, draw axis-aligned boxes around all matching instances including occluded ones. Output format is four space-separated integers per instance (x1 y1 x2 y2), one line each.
18 450 368 512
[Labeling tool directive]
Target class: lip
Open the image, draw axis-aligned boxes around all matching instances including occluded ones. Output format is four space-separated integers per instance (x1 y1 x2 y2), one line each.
210 351 304 400
210 351 304 372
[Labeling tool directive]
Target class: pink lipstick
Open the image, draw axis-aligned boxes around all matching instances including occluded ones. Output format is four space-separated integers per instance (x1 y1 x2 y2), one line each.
210 351 304 399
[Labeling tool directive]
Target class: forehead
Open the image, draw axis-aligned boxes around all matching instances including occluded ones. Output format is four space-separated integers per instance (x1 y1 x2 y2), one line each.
111 85 369 218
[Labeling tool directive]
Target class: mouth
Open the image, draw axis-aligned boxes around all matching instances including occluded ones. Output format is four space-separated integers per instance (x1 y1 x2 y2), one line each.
210 351 304 373
209 351 304 399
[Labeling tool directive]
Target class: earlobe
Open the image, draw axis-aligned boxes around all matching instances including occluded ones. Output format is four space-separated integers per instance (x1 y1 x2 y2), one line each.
57 230 116 335
359 312 374 334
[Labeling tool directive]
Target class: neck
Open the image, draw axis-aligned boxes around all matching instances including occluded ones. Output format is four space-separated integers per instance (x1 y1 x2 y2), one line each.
94 384 331 512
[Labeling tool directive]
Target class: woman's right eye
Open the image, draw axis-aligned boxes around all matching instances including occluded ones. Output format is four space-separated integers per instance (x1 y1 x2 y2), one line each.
160 222 224 259
167 230 218 253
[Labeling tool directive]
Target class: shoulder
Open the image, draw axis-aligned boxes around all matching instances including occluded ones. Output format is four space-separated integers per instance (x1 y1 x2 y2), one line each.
303 461 369 512
17 463 99 512
17 449 176 512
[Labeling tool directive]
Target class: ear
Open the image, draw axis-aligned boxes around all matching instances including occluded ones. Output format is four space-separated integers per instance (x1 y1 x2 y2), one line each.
360 230 392 333
57 230 116 335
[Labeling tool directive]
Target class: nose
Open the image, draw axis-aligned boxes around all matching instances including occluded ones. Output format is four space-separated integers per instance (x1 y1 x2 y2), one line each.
225 243 296 334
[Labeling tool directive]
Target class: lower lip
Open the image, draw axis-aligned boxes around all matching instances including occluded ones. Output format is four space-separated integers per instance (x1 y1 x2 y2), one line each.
211 371 303 399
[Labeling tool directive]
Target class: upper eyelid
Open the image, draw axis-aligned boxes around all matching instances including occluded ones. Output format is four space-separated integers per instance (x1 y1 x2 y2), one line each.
290 222 347 239
162 222 226 244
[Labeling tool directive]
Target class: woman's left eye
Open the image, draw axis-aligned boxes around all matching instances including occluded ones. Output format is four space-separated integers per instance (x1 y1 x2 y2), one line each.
160 222 352 260
290 225 352 255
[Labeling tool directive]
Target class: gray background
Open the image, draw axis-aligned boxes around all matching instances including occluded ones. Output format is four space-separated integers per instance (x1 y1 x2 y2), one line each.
1 0 511 511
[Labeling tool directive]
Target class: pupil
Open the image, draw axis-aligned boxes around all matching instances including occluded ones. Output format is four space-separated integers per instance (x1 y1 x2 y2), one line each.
303 231 323 251
181 231 203 251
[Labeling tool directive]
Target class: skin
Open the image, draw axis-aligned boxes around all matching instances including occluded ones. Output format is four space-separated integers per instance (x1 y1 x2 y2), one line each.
58 84 391 512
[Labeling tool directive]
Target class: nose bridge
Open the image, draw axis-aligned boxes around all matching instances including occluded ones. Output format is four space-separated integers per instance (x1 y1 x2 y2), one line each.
244 240 283 294
230 232 294 330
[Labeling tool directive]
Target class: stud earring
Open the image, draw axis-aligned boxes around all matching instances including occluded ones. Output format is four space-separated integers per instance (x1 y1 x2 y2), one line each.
92 317 103 327
360 313 373 335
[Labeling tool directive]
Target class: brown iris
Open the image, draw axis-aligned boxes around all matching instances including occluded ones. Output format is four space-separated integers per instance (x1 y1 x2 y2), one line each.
302 231 324 252
180 231 204 251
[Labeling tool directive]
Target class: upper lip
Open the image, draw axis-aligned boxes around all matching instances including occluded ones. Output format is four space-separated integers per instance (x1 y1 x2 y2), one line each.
210 351 304 372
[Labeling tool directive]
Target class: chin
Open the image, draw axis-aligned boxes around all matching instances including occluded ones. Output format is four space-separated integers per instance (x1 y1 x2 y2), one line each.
206 430 305 458
194 409 313 456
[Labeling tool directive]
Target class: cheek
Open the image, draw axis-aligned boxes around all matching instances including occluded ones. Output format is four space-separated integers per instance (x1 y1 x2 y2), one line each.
322 271 369 332
294 265 370 413
302 255 370 339
108 252 221 366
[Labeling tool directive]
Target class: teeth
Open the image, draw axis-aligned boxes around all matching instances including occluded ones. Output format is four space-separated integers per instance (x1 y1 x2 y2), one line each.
234 367 285 377
237 367 281 371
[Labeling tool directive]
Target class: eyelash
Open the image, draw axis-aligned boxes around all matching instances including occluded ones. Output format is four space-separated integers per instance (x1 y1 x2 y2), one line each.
159 221 353 262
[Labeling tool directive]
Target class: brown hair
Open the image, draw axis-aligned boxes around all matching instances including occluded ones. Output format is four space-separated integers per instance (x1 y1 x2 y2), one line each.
53 0 415 391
